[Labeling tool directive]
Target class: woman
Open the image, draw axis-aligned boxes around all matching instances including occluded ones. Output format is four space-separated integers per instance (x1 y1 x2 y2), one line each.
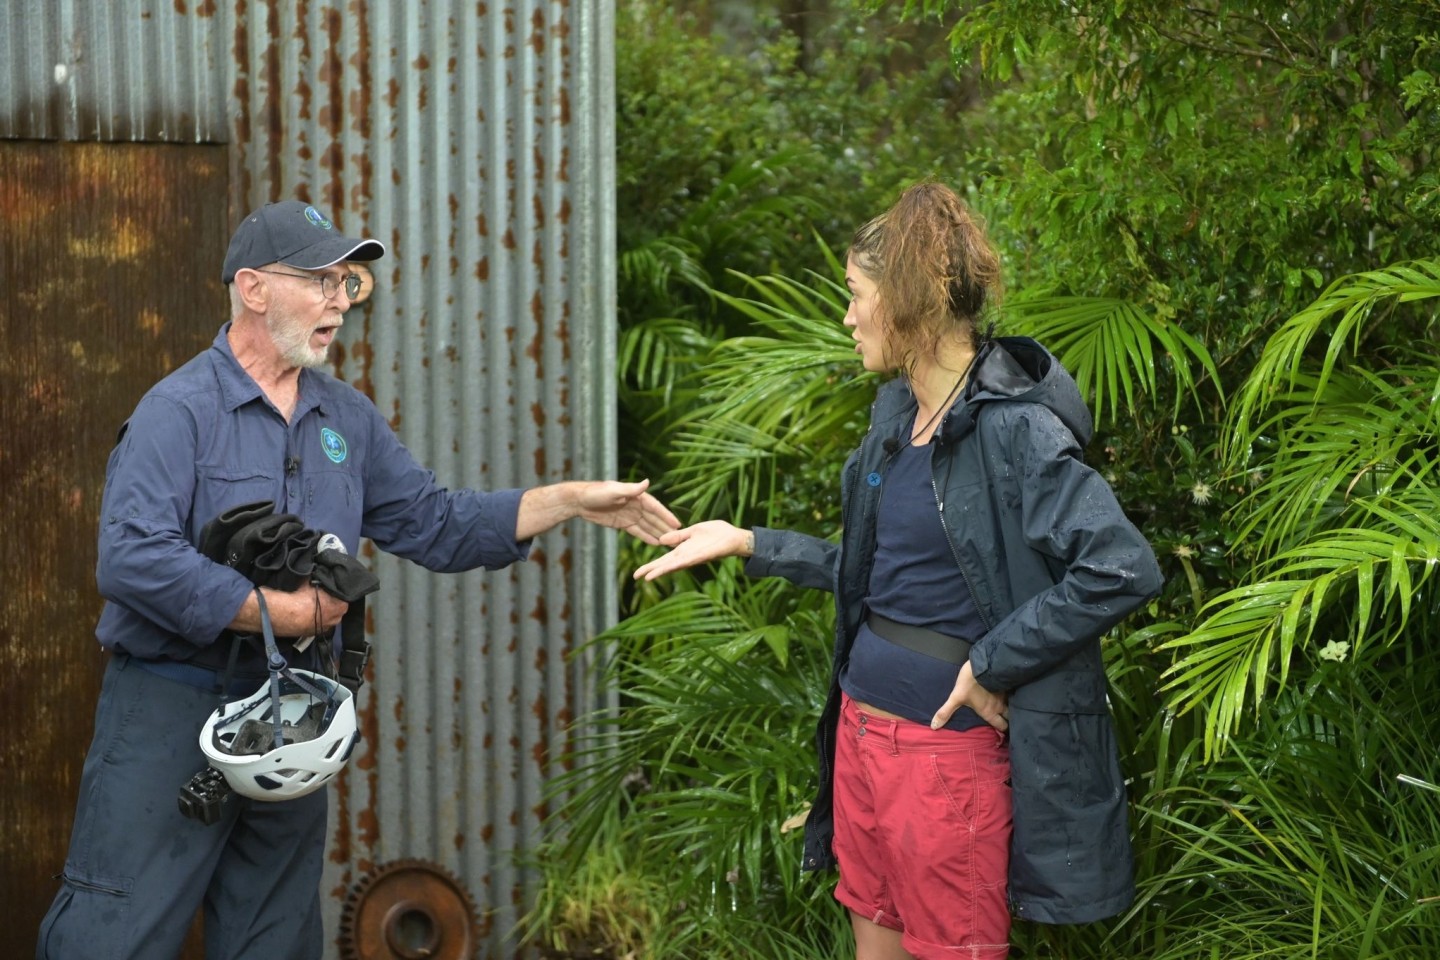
635 181 1162 960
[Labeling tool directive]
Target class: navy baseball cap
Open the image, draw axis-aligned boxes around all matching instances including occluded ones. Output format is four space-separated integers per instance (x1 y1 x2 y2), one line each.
221 200 385 284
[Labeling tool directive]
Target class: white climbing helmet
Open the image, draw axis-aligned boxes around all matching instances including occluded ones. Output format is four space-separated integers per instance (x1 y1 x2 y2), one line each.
199 669 358 800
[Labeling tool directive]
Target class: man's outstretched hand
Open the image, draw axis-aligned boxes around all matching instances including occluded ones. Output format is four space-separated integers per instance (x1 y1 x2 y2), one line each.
572 479 681 544
517 479 680 544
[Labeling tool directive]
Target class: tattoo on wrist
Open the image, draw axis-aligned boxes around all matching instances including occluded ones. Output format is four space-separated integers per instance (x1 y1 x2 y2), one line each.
744 531 755 556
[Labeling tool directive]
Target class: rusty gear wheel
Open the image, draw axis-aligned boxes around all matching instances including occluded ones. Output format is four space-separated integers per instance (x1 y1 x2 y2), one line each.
338 858 481 960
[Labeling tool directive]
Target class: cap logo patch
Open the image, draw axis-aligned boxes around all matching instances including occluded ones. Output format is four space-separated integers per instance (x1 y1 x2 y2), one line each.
304 206 333 230
320 427 348 463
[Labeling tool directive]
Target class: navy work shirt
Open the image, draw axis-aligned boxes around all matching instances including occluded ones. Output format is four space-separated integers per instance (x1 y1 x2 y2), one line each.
95 323 530 661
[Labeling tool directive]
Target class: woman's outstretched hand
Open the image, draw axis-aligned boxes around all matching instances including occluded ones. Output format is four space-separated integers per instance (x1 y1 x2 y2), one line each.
633 520 752 581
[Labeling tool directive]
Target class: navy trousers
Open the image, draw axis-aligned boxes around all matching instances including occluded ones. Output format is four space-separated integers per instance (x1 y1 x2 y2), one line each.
36 654 329 960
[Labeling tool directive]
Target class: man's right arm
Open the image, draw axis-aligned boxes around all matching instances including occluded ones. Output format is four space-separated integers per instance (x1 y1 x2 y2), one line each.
227 585 348 637
95 395 255 643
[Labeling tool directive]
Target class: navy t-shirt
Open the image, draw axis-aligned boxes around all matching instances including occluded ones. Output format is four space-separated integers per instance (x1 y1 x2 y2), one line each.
839 439 987 732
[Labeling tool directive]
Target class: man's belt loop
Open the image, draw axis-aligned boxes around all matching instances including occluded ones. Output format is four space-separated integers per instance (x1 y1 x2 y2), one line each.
866 612 972 665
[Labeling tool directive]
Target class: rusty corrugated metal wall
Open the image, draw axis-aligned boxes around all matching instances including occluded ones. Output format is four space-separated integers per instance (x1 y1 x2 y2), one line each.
2 1 617 956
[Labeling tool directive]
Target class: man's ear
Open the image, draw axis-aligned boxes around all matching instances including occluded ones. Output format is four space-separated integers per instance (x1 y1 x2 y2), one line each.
232 269 270 312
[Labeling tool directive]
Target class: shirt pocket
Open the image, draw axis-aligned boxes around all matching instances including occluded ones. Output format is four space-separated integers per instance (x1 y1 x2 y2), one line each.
307 463 357 511
194 467 280 524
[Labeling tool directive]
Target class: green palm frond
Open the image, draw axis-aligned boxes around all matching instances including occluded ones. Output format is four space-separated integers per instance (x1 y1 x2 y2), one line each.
679 149 824 241
651 268 871 517
1227 259 1440 463
1005 294 1222 427
618 235 710 303
542 581 830 909
618 314 717 402
1158 523 1440 757
1228 365 1440 555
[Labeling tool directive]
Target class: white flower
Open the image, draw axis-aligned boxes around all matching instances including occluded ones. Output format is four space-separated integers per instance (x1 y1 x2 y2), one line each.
1172 543 1196 559
1190 481 1213 505
1318 640 1350 663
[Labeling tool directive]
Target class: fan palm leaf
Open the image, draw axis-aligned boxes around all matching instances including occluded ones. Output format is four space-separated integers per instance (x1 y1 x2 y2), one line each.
1005 294 1222 427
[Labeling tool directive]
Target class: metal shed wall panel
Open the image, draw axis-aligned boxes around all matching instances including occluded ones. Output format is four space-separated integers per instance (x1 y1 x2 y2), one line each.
0 1 228 142
3 1 617 955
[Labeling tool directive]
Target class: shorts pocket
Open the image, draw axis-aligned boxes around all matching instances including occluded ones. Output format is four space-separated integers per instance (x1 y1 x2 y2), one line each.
926 741 1011 832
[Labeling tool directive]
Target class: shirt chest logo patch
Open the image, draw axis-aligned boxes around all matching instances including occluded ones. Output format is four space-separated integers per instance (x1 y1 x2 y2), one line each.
320 427 348 463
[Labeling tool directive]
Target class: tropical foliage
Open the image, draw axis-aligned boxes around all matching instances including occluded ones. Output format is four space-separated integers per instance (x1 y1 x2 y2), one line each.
522 1 1440 957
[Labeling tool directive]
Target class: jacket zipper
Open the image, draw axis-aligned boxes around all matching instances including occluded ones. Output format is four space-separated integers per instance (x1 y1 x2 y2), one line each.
931 468 993 632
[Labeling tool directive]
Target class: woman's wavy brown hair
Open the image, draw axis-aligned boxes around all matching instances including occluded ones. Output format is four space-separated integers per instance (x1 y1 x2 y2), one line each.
849 180 1002 378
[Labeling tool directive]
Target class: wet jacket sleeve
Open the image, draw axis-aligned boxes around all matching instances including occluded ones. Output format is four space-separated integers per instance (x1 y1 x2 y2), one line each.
95 396 256 644
357 403 529 572
969 405 1162 693
743 527 837 593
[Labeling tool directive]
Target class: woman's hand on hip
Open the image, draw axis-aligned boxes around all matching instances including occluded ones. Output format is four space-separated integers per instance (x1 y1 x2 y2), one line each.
931 660 1008 732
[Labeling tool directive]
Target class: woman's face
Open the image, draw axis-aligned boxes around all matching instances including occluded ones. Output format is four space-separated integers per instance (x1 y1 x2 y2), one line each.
844 254 890 372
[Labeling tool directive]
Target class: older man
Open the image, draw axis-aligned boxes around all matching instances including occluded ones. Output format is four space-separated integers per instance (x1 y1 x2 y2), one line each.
35 200 677 960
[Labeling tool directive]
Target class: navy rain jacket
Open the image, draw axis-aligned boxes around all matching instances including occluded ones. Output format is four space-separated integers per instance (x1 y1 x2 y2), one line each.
746 336 1163 925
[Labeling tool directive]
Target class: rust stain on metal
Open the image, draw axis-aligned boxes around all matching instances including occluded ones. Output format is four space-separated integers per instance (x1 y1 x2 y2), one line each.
231 1 252 202
3 143 228 955
347 0 376 213
262 0 284 197
413 53 431 111
392 688 407 753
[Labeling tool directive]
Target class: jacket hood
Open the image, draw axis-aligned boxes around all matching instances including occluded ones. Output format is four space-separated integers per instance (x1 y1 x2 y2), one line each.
871 336 1093 448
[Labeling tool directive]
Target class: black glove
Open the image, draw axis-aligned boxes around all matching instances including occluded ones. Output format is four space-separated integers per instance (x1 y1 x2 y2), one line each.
198 500 275 563
312 547 381 602
223 514 305 580
252 527 320 592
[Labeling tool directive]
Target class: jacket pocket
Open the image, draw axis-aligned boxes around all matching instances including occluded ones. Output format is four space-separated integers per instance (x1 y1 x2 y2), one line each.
1008 665 1109 714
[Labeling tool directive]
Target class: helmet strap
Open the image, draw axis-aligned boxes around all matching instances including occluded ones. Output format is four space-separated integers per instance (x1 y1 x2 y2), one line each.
253 588 340 750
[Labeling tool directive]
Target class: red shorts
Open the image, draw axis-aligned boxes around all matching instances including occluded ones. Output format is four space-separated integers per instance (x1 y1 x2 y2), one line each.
832 693 1013 959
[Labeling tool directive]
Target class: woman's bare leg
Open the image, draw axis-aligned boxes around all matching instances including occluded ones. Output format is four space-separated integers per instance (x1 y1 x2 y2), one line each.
851 911 915 960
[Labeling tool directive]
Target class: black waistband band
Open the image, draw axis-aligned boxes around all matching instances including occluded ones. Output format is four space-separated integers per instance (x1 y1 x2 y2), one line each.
866 612 972 665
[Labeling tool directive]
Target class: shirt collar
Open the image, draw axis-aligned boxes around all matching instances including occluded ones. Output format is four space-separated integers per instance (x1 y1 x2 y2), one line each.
211 322 328 419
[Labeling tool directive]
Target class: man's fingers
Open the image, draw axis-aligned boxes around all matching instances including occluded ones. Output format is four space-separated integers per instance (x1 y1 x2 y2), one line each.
640 493 681 530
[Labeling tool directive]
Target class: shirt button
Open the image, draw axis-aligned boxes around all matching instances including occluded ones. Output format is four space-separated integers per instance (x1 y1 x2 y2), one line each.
857 728 866 737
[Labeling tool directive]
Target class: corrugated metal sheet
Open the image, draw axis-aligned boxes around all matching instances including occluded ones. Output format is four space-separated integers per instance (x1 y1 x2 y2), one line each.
3 1 617 956
0 1 229 142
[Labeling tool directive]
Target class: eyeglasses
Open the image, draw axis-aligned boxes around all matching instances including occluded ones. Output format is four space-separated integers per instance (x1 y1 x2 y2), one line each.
254 268 363 301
